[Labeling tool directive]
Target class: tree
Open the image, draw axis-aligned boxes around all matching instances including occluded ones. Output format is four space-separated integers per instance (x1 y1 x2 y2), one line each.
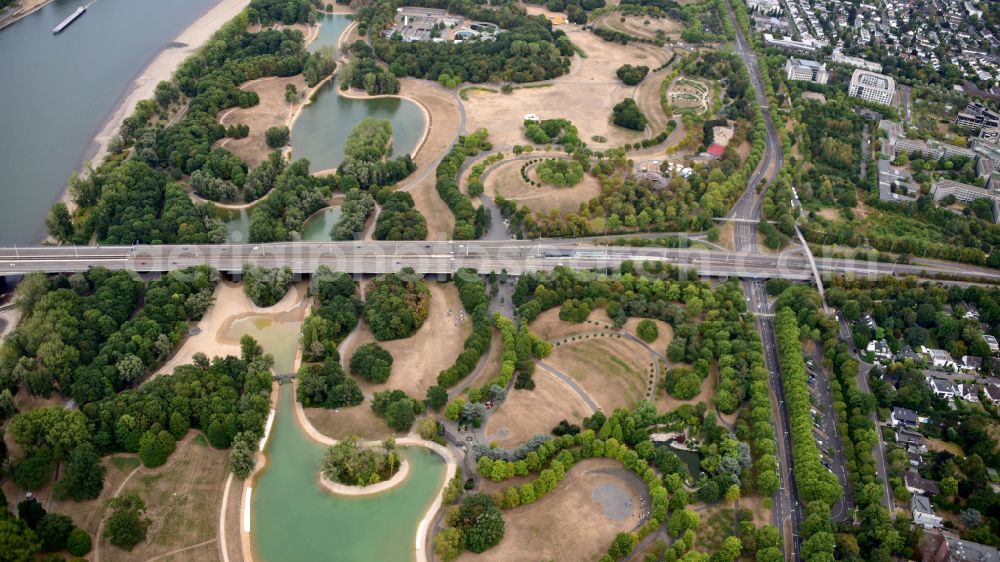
960 508 983 529
57 444 106 501
425 385 448 410
104 493 151 551
363 271 431 340
67 528 92 556
138 430 176 468
612 98 647 131
17 498 46 529
608 532 637 559
229 432 258 478
616 64 649 85
454 494 505 553
45 202 73 243
8 406 90 460
349 343 394 383
724 484 741 503
940 476 958 498
0 518 40 561
434 527 463 561
243 265 294 307
36 514 74 552
265 126 290 148
636 319 659 343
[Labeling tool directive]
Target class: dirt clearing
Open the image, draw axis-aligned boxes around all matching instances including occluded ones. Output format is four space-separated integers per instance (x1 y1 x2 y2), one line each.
303 404 396 440
485 370 593 447
216 75 308 168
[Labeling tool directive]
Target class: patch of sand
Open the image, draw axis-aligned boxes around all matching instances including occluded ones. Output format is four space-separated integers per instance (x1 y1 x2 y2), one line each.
546 337 653 412
484 159 602 215
342 282 471 398
457 458 642 562
485 370 592 448
462 29 668 150
739 494 773 527
156 280 311 376
596 14 683 42
216 75 309 169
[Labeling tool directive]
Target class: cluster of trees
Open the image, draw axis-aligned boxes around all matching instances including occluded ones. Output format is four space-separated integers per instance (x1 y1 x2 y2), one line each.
616 64 649 85
636 319 658 342
301 266 363 362
612 98 648 131
436 270 491 387
242 265 294 307
363 269 431 340
342 41 400 95
535 159 585 187
523 118 583 149
434 493 506 560
373 191 428 240
330 189 375 240
265 126 290 149
296 353 364 409
321 436 399 486
248 158 335 242
0 267 218 404
0 496 94 558
773 308 843 562
370 389 423 431
338 118 416 189
371 1 572 84
493 313 550 390
522 0 604 24
350 342 393 383
436 129 492 239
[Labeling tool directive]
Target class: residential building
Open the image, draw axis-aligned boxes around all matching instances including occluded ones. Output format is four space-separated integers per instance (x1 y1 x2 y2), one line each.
891 406 919 428
905 468 940 496
877 159 919 202
931 181 1000 224
932 536 1000 562
958 383 981 402
960 356 983 373
912 494 943 529
985 334 1000 354
849 69 896 105
899 346 923 363
866 339 894 362
956 102 1000 131
897 429 927 454
986 384 1000 405
762 33 820 52
924 347 959 371
785 58 829 83
832 48 883 72
930 378 957 400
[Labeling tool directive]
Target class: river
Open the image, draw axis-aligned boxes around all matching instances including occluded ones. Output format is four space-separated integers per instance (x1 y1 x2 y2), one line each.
251 384 446 561
0 0 217 244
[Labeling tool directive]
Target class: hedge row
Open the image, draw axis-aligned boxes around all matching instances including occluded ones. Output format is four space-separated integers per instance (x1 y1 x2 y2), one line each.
436 269 491 387
436 130 491 239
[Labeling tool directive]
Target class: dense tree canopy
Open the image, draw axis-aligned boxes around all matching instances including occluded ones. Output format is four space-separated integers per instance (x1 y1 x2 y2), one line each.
363 270 431 340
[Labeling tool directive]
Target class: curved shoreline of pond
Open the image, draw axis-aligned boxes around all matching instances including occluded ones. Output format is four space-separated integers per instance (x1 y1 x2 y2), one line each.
317 457 411 496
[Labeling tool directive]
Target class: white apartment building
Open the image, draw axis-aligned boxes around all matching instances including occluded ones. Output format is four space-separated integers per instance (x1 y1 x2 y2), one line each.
849 69 896 105
785 58 829 83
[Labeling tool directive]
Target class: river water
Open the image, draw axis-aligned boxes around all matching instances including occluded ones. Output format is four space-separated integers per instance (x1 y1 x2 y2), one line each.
0 0 215 244
251 384 446 561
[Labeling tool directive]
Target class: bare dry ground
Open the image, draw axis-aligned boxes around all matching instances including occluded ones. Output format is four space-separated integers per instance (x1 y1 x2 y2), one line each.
462 28 668 149
394 80 463 239
546 337 653 411
597 14 683 42
157 280 311 376
528 308 614 341
621 316 673 352
483 160 603 215
36 456 139 541
215 75 309 168
485 370 593 447
341 282 470 398
457 458 642 562
303 404 396 440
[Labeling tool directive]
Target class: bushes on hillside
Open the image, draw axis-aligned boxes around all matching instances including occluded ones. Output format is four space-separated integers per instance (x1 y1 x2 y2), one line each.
616 64 649 85
243 265 294 307
436 270 491 387
297 354 363 408
363 269 431 340
371 389 423 431
612 98 647 131
350 342 394 383
373 191 427 240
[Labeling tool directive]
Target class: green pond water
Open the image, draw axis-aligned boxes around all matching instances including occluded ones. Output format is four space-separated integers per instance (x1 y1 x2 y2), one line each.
223 13 425 238
251 384 447 561
301 207 343 241
225 316 301 374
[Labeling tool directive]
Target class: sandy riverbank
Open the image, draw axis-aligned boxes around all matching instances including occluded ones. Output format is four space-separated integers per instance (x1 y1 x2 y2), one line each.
62 0 251 208
0 0 53 32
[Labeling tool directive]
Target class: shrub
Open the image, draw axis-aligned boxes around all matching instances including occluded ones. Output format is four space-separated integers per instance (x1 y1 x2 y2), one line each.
37 514 74 552
371 389 422 432
535 159 584 187
363 270 431 340
616 64 649 85
350 342 394 383
636 319 659 343
265 126 290 148
612 98 647 131
67 528 92 556
243 265 294 307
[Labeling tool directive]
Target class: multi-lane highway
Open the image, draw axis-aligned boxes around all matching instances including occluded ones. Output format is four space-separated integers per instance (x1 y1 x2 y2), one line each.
0 242 997 284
